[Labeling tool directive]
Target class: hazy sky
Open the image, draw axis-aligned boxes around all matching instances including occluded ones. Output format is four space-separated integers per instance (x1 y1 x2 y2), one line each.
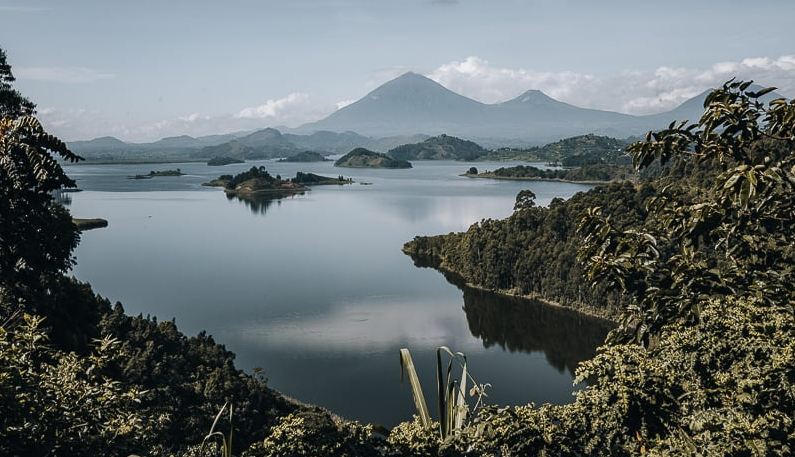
2 0 794 141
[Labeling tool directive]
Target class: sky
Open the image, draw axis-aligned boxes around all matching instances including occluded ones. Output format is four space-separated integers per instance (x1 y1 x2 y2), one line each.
1 0 794 142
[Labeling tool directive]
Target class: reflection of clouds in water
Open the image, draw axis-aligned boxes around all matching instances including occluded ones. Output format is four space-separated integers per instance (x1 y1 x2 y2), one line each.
231 296 483 353
373 195 513 231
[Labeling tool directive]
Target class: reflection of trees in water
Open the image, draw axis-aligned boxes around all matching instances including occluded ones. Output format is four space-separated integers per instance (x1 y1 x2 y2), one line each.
460 285 612 375
51 189 73 206
410 254 613 376
225 191 305 215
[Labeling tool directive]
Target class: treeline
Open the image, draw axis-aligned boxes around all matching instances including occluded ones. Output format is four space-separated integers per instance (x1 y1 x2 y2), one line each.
405 181 654 319
474 163 635 182
484 133 630 164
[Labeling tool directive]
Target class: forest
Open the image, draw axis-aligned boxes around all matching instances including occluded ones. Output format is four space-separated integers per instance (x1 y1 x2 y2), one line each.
469 163 635 182
1 40 793 456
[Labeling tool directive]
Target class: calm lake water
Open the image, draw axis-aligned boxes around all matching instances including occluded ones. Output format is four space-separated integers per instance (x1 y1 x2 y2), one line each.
64 158 612 427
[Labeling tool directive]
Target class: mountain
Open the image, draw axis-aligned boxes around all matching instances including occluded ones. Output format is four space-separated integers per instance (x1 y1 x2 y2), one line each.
387 134 487 161
297 73 782 143
299 72 489 138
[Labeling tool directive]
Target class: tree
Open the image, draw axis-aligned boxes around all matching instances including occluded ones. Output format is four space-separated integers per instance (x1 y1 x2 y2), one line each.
0 116 82 311
0 48 36 118
578 80 795 345
514 189 536 210
466 166 478 175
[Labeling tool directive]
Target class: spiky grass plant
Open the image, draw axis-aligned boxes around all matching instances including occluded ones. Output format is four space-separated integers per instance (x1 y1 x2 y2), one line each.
400 346 489 440
200 402 233 457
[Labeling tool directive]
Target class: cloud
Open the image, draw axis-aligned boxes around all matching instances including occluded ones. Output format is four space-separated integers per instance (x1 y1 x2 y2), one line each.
426 55 795 115
335 99 356 110
235 92 310 119
15 66 114 83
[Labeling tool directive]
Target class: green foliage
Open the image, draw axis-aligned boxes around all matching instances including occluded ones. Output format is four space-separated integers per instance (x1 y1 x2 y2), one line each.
436 296 793 456
404 181 651 319
244 410 385 457
578 80 795 344
0 313 163 456
0 116 83 320
478 163 635 182
0 48 36 117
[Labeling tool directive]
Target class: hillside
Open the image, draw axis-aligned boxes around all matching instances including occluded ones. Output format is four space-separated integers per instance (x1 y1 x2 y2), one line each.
334 147 412 169
278 151 329 162
485 134 631 165
387 134 487 161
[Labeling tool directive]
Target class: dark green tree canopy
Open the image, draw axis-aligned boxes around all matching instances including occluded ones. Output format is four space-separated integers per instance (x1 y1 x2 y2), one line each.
578 80 795 345
0 48 36 118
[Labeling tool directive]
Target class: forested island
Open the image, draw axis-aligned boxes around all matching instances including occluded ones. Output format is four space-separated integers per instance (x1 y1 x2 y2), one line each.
335 147 412 168
465 163 635 183
278 150 329 162
127 169 185 179
207 156 244 166
204 166 352 199
1 43 793 457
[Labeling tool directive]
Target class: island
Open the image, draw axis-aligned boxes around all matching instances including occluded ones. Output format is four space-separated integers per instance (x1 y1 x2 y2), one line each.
277 151 330 162
127 169 185 179
204 166 352 200
387 134 487 161
465 164 634 184
207 156 245 166
334 147 412 169
72 218 109 230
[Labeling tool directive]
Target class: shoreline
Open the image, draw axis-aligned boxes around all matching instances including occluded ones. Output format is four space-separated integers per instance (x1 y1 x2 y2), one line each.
461 173 613 185
404 248 620 325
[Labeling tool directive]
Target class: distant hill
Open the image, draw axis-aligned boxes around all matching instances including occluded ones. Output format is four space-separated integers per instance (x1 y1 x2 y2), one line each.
199 141 260 160
485 134 630 165
334 148 412 169
297 72 784 142
387 134 487 161
278 151 329 162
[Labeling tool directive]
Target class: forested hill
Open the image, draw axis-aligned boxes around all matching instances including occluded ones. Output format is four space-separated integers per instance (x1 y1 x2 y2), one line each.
387 134 488 160
485 133 630 165
404 181 653 320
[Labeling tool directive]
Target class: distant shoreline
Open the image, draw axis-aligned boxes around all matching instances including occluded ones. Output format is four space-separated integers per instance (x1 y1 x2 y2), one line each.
461 173 610 185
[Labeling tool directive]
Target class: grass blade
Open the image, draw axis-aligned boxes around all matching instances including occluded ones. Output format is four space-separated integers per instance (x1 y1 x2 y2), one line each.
399 348 431 428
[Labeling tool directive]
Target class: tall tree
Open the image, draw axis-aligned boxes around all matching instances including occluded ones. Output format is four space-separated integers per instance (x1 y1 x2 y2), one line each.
0 48 36 118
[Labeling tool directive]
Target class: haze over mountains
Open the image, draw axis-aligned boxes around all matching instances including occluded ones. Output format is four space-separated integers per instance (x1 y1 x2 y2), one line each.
68 72 779 159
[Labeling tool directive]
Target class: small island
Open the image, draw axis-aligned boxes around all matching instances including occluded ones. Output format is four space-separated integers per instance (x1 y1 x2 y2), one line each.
278 151 330 163
465 164 634 184
334 147 412 169
207 156 245 166
204 166 352 201
72 218 109 231
128 169 185 179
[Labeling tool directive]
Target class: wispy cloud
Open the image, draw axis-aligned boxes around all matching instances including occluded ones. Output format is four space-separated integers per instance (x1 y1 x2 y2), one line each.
427 55 795 114
15 66 115 84
235 92 310 119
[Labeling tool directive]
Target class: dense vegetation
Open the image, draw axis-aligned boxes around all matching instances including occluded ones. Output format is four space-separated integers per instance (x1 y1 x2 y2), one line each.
387 134 487 161
396 81 794 454
207 156 245 166
470 163 635 183
485 133 630 165
405 181 648 319
335 147 412 168
278 150 329 162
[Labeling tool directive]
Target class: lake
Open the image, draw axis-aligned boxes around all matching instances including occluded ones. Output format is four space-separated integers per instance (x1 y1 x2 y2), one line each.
64 158 613 427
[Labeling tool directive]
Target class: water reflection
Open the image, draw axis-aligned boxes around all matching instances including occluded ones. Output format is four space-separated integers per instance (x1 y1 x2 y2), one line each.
460 284 612 375
411 256 614 376
225 190 305 215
